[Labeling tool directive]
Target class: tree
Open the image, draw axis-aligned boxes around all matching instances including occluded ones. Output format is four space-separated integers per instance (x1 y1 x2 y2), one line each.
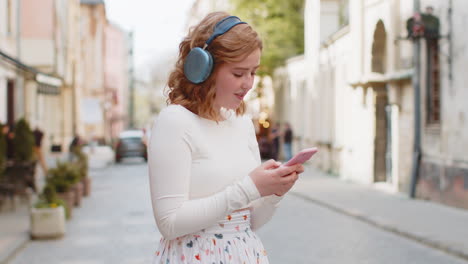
230 0 305 76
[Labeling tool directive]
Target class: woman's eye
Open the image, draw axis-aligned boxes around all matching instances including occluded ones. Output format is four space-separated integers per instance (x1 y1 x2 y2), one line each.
251 72 256 76
233 73 243 77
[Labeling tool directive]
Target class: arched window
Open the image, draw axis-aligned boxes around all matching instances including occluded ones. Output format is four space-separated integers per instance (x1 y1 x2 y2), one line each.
372 20 387 74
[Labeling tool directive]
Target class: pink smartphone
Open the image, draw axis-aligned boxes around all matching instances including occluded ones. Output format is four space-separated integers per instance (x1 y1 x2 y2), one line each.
283 147 318 166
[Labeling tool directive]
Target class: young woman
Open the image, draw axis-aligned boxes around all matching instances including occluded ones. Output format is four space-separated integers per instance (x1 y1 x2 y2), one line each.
148 12 304 264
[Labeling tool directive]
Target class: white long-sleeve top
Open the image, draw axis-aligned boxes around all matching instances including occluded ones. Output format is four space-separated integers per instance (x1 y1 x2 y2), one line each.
148 104 282 240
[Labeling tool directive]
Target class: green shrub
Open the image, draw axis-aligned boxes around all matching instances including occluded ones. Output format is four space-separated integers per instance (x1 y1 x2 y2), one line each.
47 162 81 193
45 162 81 219
13 119 35 162
43 184 58 202
34 184 70 219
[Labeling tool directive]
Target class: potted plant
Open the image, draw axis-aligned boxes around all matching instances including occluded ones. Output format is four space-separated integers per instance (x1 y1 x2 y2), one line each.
7 119 37 194
73 146 91 196
0 124 17 210
30 184 66 239
47 162 78 218
12 119 35 163
69 163 84 207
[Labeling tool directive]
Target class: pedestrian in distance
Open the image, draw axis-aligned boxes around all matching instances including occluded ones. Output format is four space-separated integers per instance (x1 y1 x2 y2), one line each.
269 122 280 160
68 135 81 161
32 123 48 174
283 122 293 161
4 124 15 160
148 12 304 264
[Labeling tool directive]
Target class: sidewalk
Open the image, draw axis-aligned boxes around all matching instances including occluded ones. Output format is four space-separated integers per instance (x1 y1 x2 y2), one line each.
0 204 29 264
0 150 113 264
292 165 468 261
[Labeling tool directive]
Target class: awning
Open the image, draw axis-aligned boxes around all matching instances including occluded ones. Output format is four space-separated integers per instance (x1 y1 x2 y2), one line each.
36 73 62 95
37 83 61 95
0 49 62 95
0 49 38 74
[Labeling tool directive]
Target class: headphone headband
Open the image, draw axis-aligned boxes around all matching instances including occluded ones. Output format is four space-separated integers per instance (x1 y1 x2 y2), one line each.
205 16 246 47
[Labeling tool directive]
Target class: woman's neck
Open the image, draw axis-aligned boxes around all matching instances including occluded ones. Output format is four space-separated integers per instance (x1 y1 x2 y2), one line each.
197 106 226 122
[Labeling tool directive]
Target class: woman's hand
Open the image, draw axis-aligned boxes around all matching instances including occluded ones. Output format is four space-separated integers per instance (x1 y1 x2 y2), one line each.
249 159 304 197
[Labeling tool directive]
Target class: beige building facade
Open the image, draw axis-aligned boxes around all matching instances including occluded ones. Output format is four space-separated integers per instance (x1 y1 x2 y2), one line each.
2 0 76 154
104 22 130 140
2 0 131 152
23 0 82 153
79 0 107 142
80 0 131 144
0 0 20 124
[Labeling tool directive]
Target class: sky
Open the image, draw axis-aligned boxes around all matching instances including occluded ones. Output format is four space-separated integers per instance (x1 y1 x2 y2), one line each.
105 0 195 80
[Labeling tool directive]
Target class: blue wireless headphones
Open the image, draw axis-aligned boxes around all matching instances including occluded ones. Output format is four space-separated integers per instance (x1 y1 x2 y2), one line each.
183 16 246 84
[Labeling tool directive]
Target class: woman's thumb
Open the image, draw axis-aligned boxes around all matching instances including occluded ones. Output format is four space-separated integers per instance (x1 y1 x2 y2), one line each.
262 159 281 170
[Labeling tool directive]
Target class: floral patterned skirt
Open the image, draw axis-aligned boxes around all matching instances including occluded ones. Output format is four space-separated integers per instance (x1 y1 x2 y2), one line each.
152 209 269 264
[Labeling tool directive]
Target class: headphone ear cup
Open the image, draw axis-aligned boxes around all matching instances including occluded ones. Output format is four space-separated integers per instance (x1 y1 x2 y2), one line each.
183 47 214 84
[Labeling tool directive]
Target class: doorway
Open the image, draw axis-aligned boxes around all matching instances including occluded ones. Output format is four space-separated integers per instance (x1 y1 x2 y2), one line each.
374 88 388 182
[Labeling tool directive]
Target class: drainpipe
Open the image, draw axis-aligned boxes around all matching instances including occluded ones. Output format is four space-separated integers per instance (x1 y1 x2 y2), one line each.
409 0 422 198
448 0 453 83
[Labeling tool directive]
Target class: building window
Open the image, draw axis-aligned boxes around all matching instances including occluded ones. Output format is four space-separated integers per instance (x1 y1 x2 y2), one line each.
426 38 440 124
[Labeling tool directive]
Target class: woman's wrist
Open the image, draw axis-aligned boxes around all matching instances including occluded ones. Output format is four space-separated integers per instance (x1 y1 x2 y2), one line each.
242 175 261 201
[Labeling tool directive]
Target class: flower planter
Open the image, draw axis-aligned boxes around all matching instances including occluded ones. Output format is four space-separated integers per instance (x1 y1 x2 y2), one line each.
82 177 91 197
57 191 74 219
4 161 37 195
30 206 66 239
72 182 83 207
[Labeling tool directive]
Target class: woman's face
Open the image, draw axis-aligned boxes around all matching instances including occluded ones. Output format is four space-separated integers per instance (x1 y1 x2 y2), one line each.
213 48 261 111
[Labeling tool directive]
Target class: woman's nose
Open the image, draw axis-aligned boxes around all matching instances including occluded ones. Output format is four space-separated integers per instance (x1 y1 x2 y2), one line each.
242 75 254 90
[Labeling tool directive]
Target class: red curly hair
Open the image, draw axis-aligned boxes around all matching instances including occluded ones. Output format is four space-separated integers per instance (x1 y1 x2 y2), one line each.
166 12 262 121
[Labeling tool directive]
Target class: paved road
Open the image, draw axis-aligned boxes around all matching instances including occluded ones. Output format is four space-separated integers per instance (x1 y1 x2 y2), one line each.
259 194 467 264
8 161 468 264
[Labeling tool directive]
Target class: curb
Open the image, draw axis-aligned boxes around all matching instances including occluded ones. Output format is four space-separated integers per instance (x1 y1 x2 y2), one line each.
290 191 468 262
0 235 29 264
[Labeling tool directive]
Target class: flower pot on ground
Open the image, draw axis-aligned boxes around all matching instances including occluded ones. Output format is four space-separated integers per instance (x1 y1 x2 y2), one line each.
30 206 66 239
56 190 74 218
30 185 66 239
81 177 91 197
72 146 90 197
47 162 80 218
72 181 83 207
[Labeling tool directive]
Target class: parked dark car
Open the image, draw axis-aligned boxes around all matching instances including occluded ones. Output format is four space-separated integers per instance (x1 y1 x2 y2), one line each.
115 130 147 163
